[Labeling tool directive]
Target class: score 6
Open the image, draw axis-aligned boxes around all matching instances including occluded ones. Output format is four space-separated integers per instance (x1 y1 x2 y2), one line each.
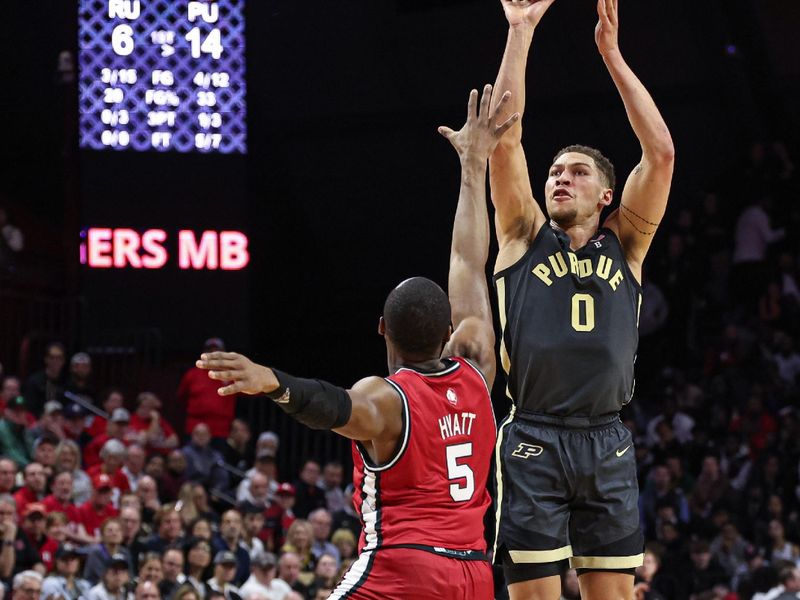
112 24 135 56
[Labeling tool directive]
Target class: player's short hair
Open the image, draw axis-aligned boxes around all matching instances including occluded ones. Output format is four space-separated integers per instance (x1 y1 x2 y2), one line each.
383 277 451 357
554 144 616 191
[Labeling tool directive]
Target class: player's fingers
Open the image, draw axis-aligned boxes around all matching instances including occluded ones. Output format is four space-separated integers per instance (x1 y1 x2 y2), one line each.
496 112 520 137
217 382 241 396
437 126 456 140
207 368 244 381
597 0 608 20
467 89 478 121
200 351 238 362
479 84 492 121
490 91 512 122
196 357 235 370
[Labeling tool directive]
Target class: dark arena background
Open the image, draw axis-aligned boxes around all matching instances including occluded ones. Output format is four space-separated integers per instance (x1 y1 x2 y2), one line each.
1 1 799 598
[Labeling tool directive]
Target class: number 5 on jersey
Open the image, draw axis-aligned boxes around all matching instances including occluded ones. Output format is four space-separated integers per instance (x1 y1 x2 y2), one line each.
446 443 474 502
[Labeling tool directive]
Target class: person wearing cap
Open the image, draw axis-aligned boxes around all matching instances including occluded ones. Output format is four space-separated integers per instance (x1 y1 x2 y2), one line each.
65 352 96 404
87 554 131 600
86 389 125 439
0 396 36 467
178 339 237 443
13 462 46 518
30 401 66 442
129 392 178 456
77 473 120 540
42 543 92 600
239 552 291 600
264 483 296 550
206 551 243 600
20 502 47 556
32 435 59 478
83 408 137 469
83 518 132 585
63 404 92 448
22 342 66 417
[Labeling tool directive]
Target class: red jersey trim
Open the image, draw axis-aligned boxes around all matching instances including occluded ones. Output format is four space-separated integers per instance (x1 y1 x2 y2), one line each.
354 379 410 473
395 358 460 378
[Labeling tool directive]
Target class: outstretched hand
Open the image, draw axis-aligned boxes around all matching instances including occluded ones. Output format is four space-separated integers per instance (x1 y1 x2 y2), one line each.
595 0 619 56
196 351 279 396
438 85 519 164
500 0 557 29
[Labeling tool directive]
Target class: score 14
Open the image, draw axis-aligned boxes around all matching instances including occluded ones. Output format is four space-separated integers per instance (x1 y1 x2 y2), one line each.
186 1 223 60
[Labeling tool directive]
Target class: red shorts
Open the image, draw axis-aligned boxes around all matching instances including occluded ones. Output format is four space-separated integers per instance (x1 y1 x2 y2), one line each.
330 547 493 599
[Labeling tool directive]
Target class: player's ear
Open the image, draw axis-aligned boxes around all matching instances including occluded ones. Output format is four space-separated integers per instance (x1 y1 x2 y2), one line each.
378 317 386 337
600 188 613 207
444 323 453 344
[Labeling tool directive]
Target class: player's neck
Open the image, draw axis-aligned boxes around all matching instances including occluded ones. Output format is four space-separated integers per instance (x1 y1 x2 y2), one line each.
550 219 599 251
390 357 446 374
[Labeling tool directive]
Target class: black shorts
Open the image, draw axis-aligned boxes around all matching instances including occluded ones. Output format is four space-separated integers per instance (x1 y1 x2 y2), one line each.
494 409 644 584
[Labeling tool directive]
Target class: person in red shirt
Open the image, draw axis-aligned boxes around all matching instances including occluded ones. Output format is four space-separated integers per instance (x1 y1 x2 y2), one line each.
13 462 46 518
77 473 119 539
86 388 125 438
129 392 179 455
83 408 139 468
178 338 237 441
41 470 95 545
86 440 132 499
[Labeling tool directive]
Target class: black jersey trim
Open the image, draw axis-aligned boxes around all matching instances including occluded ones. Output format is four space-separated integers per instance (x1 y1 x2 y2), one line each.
395 358 460 378
377 544 490 561
331 549 376 599
354 379 411 472
493 221 551 282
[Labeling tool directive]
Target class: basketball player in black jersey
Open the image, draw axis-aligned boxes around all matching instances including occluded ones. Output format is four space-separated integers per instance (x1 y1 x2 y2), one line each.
487 1 674 599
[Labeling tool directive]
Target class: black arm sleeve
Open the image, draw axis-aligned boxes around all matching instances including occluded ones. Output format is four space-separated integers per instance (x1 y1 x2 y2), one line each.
265 370 353 430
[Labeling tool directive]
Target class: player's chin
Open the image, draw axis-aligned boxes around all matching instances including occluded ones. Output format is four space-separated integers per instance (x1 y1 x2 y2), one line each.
548 204 577 225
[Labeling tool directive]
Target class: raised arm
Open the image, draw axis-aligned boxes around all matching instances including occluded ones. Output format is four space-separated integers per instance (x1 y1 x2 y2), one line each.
196 352 402 443
438 85 520 389
596 0 675 278
489 0 555 269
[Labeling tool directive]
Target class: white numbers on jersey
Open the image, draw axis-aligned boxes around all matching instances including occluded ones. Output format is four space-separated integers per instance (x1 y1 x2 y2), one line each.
571 293 595 332
446 442 475 502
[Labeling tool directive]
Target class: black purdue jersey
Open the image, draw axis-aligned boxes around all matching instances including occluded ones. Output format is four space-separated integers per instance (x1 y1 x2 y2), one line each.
494 222 642 416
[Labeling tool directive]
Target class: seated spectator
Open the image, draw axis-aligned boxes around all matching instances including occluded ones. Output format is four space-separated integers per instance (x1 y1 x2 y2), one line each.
0 494 43 576
144 454 166 482
775 565 800 600
212 510 249 586
42 471 94 545
188 518 213 542
55 439 93 504
265 483 297 551
732 544 767 592
308 510 339 566
221 420 252 484
0 458 17 495
687 539 729 598
275 553 301 593
159 547 186 599
62 405 92 451
39 512 69 572
292 461 325 520
646 396 695 447
20 503 47 554
32 435 59 480
311 553 338 595
188 485 218 524
122 444 147 492
121 506 148 572
143 504 184 554
29 402 66 442
172 584 202 600
84 409 137 468
86 389 125 438
730 394 778 456
23 342 66 417
320 463 344 515
183 424 228 495
11 571 43 600
184 537 214 598
77 473 119 539
0 396 36 466
136 475 162 523
280 521 314 574
160 451 189 503
639 464 689 537
766 520 800 564
330 485 359 543
710 522 748 580
65 352 96 405
138 552 165 588
635 543 680 600
129 392 178 455
236 471 270 510
239 552 291 600
135 580 161 600
330 529 356 564
83 518 132 585
238 504 265 560
0 376 22 416
87 554 130 600
206 552 242 600
42 543 92 600
87 440 132 502
13 462 46 518
690 454 730 520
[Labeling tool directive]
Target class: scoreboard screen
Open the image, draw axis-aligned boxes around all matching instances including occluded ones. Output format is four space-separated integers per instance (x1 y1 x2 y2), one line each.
78 0 246 154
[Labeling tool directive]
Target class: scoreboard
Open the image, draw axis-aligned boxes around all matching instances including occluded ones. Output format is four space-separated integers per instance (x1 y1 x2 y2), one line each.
78 0 246 154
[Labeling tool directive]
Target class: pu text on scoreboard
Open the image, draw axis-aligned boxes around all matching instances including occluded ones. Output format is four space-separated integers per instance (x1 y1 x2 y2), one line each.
78 0 247 154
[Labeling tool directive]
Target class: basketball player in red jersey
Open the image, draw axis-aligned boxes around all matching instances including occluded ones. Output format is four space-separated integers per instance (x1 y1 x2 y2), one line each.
197 86 519 599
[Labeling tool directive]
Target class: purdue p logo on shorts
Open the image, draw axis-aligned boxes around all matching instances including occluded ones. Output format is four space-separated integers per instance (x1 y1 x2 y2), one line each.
511 443 544 459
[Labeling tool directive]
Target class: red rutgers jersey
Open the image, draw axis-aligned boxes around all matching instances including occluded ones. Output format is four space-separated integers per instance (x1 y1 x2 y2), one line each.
351 357 495 553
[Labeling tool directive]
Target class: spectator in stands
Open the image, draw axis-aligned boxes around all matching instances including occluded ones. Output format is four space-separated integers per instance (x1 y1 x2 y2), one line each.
330 529 355 564
183 424 228 495
86 389 125 438
0 494 42 575
138 552 165 589
221 420 252 483
41 471 93 545
62 404 92 449
212 510 249 586
236 471 270 510
55 439 92 504
137 476 161 523
32 436 58 478
646 396 695 448
83 518 131 585
178 338 236 445
255 432 279 458
130 392 178 455
634 543 679 600
77 473 119 539
19 503 47 555
144 504 184 554
0 459 17 495
42 543 92 600
121 505 148 571
281 521 313 573
0 376 21 414
172 585 201 600
711 522 749 581
687 539 729 597
161 450 189 502
39 512 68 572
184 537 213 597
29 401 65 442
88 440 132 502
11 571 42 600
207 551 242 600
0 397 35 467
87 554 130 600
13 463 46 518
237 504 265 560
639 464 690 537
122 443 147 492
276 553 301 593
22 342 66 417
292 461 324 520
239 551 291 600
319 463 343 515
0 206 24 276
311 554 337 595
690 455 730 521
135 580 161 600
766 520 800 564
188 518 213 542
307 510 338 566
159 547 186 599
264 483 296 552
65 352 96 405
84 408 136 468
774 566 800 600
